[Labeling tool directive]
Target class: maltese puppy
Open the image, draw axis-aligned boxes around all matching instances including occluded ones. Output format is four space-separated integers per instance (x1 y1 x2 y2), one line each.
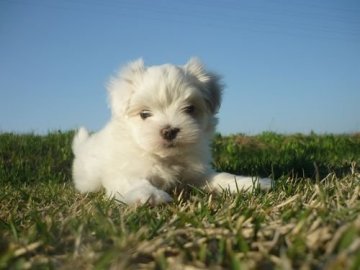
72 58 271 205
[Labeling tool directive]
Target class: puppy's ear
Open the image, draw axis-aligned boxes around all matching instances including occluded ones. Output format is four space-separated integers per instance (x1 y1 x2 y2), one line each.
184 58 223 114
107 59 145 117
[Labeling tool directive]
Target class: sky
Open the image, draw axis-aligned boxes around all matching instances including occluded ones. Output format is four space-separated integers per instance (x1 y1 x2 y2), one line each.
1 0 359 135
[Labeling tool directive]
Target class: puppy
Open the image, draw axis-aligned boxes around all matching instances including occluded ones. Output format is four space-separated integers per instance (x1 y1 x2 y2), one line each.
72 58 271 205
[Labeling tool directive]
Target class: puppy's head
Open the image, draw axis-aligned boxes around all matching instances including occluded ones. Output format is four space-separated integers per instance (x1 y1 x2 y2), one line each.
108 58 223 157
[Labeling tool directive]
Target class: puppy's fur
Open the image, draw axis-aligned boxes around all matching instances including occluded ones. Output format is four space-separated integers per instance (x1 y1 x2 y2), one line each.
72 58 271 204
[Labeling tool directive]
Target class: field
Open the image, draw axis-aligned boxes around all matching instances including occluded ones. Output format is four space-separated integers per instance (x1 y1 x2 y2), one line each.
1 131 360 269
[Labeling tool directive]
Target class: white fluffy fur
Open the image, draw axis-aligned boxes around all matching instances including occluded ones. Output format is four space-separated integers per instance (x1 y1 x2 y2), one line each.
72 58 271 205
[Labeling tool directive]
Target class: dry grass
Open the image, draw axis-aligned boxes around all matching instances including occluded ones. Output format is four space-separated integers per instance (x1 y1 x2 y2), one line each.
1 172 360 269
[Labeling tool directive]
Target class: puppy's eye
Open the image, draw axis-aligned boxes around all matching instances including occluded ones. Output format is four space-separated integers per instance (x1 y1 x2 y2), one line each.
140 110 152 120
184 105 195 114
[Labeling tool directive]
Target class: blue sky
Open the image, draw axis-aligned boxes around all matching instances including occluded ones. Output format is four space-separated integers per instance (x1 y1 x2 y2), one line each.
1 0 359 135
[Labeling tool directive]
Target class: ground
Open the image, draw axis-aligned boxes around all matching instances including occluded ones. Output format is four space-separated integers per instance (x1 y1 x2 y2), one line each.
1 132 360 269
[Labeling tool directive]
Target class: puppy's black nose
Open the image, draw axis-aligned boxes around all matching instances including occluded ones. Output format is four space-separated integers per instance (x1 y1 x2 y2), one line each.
161 126 180 141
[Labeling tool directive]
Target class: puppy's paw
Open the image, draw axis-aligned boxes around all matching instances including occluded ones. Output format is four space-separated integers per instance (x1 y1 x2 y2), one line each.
206 172 272 193
258 177 272 191
147 189 173 205
122 183 173 206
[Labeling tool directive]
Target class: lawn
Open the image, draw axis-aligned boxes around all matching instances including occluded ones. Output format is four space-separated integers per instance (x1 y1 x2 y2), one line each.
1 131 360 269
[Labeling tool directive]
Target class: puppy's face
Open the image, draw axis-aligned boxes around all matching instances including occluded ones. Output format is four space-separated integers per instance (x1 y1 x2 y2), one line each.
108 58 222 157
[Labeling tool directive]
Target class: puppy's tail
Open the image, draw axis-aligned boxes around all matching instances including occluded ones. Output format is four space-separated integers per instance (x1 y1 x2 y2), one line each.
72 127 89 155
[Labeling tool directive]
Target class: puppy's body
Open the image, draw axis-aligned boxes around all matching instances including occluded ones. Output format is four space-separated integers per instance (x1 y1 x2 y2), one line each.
72 59 271 204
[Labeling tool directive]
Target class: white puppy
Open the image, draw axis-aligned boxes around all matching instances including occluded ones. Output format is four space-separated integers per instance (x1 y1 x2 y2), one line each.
72 58 271 205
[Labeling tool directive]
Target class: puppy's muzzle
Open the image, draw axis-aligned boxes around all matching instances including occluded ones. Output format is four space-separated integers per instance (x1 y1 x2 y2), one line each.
160 126 180 141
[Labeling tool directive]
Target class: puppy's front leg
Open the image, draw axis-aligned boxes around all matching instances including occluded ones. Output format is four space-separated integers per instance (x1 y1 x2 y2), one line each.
120 179 173 205
205 172 272 193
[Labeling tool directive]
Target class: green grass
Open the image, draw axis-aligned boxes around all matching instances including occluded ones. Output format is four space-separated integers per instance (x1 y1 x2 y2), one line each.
212 132 360 179
1 131 360 269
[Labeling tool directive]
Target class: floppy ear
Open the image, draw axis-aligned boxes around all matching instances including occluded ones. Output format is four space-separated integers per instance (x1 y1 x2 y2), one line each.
107 59 145 117
184 58 223 114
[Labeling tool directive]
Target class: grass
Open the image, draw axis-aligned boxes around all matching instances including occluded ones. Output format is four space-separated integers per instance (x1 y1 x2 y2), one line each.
212 132 360 179
1 131 360 269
